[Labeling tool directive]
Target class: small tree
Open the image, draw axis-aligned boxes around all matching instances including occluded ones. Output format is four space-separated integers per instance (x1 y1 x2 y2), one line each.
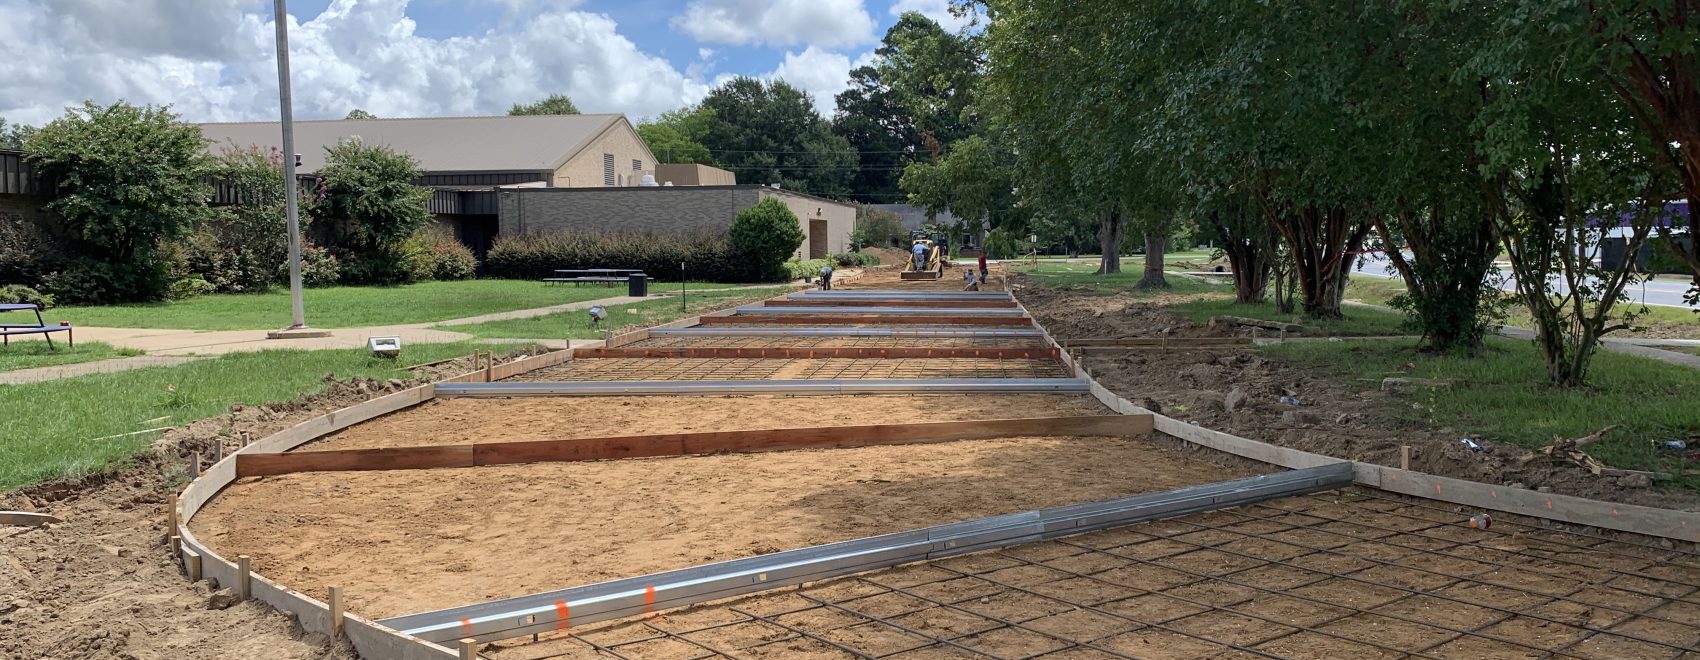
855 208 906 248
729 198 805 281
345 109 378 120
188 145 291 293
26 101 212 303
306 138 433 284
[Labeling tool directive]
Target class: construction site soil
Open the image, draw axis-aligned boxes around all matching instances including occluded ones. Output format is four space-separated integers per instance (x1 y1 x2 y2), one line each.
1011 278 1700 512
192 431 1251 619
0 351 521 660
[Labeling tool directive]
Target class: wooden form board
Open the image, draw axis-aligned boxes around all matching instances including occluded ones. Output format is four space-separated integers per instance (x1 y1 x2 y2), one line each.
697 314 1033 327
767 299 1020 308
573 346 1061 360
1063 337 1252 348
1010 288 1700 543
234 415 1153 478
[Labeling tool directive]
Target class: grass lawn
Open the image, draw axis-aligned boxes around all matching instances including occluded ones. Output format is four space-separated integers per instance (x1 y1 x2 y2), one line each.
452 286 798 340
0 341 530 491
1167 298 1409 336
44 279 753 331
1011 261 1228 294
1263 338 1700 491
0 341 142 372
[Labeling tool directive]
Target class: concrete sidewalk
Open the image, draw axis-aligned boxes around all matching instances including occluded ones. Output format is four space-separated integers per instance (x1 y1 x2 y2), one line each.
0 355 204 385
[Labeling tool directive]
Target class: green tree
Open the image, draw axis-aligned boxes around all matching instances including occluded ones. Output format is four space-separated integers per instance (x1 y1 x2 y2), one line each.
345 108 378 120
25 101 212 303
188 145 290 293
854 207 906 248
305 138 433 284
638 106 715 165
699 77 857 197
0 117 35 150
508 93 580 116
898 134 1017 244
833 66 914 202
729 198 805 281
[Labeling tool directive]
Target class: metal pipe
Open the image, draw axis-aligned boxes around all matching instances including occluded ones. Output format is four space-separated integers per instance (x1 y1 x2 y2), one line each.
272 0 306 329
435 378 1093 398
380 463 1353 643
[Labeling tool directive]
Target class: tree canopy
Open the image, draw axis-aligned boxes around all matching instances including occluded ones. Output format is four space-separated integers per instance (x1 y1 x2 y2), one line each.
344 108 377 120
699 77 857 197
638 106 715 165
508 94 580 116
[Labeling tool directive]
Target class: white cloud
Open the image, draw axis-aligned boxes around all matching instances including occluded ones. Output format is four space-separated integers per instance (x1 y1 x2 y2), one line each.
889 0 977 33
672 0 875 49
766 46 878 117
0 0 709 126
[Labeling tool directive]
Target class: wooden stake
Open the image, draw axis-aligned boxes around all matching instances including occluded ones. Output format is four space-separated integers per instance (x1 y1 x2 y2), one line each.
459 638 478 660
186 548 202 581
214 439 224 463
1400 445 1412 471
242 431 252 448
168 534 181 558
167 493 179 532
329 587 345 639
236 555 252 600
190 451 201 478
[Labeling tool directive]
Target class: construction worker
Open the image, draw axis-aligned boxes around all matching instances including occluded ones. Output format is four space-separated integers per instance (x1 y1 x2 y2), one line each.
978 251 989 287
911 240 927 270
819 262 834 290
963 266 979 291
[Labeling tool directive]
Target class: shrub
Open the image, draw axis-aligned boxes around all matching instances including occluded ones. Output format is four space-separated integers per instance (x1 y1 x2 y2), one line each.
0 284 52 309
413 227 476 281
729 198 805 281
297 245 342 288
787 258 833 280
25 101 213 303
167 276 216 300
305 138 433 284
855 208 906 248
485 231 760 282
984 227 1024 259
833 252 880 267
0 210 53 286
187 145 290 293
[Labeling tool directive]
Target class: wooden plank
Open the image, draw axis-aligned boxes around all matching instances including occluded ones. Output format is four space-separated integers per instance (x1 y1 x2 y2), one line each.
474 435 686 466
1363 465 1700 543
1063 337 1251 347
696 315 1032 327
1213 315 1302 332
767 299 1019 308
236 445 474 478
0 511 61 526
232 415 1152 477
573 346 1059 360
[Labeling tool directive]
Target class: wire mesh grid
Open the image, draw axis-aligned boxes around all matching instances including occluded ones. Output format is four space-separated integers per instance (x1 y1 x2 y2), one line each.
513 358 1073 382
486 489 1700 660
629 337 1050 350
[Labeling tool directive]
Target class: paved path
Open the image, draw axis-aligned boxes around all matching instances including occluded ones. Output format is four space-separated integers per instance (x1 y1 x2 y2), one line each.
0 355 204 385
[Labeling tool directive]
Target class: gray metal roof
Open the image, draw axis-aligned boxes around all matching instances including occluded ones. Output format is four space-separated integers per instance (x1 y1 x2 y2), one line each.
197 114 629 174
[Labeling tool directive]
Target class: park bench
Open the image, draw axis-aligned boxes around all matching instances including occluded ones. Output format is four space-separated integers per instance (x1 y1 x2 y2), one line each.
544 268 646 286
0 303 73 348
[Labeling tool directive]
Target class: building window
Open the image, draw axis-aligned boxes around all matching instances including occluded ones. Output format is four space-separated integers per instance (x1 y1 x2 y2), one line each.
632 158 643 172
603 153 615 186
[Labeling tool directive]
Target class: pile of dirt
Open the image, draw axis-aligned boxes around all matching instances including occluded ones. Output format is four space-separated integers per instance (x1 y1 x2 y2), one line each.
0 350 516 659
860 247 909 266
1016 280 1700 512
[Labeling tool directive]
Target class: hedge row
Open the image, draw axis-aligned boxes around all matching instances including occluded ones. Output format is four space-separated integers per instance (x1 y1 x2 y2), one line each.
485 231 767 282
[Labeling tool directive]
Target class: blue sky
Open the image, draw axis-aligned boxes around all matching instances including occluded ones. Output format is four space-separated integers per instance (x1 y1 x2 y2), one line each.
0 0 972 126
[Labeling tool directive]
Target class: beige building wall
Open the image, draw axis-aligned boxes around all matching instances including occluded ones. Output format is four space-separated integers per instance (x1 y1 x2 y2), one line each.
655 163 736 186
551 119 659 188
758 188 854 259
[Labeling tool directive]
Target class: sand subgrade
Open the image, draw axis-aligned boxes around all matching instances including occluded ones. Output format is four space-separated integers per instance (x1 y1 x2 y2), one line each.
513 357 1072 381
191 433 1257 619
302 394 1110 451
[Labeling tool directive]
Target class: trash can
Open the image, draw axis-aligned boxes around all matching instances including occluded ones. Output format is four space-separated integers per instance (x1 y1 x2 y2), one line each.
627 273 649 297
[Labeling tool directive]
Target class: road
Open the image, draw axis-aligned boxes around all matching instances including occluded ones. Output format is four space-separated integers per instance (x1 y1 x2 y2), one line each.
1354 254 1698 310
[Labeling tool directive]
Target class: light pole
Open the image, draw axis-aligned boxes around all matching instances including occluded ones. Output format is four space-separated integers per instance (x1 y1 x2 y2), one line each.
275 0 308 331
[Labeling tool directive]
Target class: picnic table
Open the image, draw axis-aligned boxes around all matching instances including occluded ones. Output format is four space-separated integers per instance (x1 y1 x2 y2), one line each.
0 303 73 348
544 269 646 286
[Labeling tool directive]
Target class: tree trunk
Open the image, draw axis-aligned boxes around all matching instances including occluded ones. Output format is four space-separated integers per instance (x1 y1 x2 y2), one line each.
1264 204 1370 320
1138 232 1168 288
1215 211 1272 304
1095 208 1122 275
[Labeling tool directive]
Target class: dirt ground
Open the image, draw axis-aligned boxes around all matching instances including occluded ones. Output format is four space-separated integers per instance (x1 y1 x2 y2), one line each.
841 264 1000 292
1012 278 1700 512
305 394 1108 450
192 431 1257 619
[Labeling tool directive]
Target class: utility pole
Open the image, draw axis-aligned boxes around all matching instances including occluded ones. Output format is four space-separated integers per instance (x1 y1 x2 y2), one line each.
273 0 311 333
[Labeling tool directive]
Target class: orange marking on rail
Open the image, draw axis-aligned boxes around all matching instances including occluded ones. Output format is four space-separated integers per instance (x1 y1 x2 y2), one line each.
1490 489 1497 498
554 600 571 629
460 618 473 635
1612 509 1620 516
644 585 657 614
1546 500 1553 510
1434 484 1441 495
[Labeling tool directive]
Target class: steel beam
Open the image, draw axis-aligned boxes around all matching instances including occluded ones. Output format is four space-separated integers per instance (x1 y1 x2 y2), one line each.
735 306 1028 316
380 463 1354 644
435 378 1091 397
648 327 1045 338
